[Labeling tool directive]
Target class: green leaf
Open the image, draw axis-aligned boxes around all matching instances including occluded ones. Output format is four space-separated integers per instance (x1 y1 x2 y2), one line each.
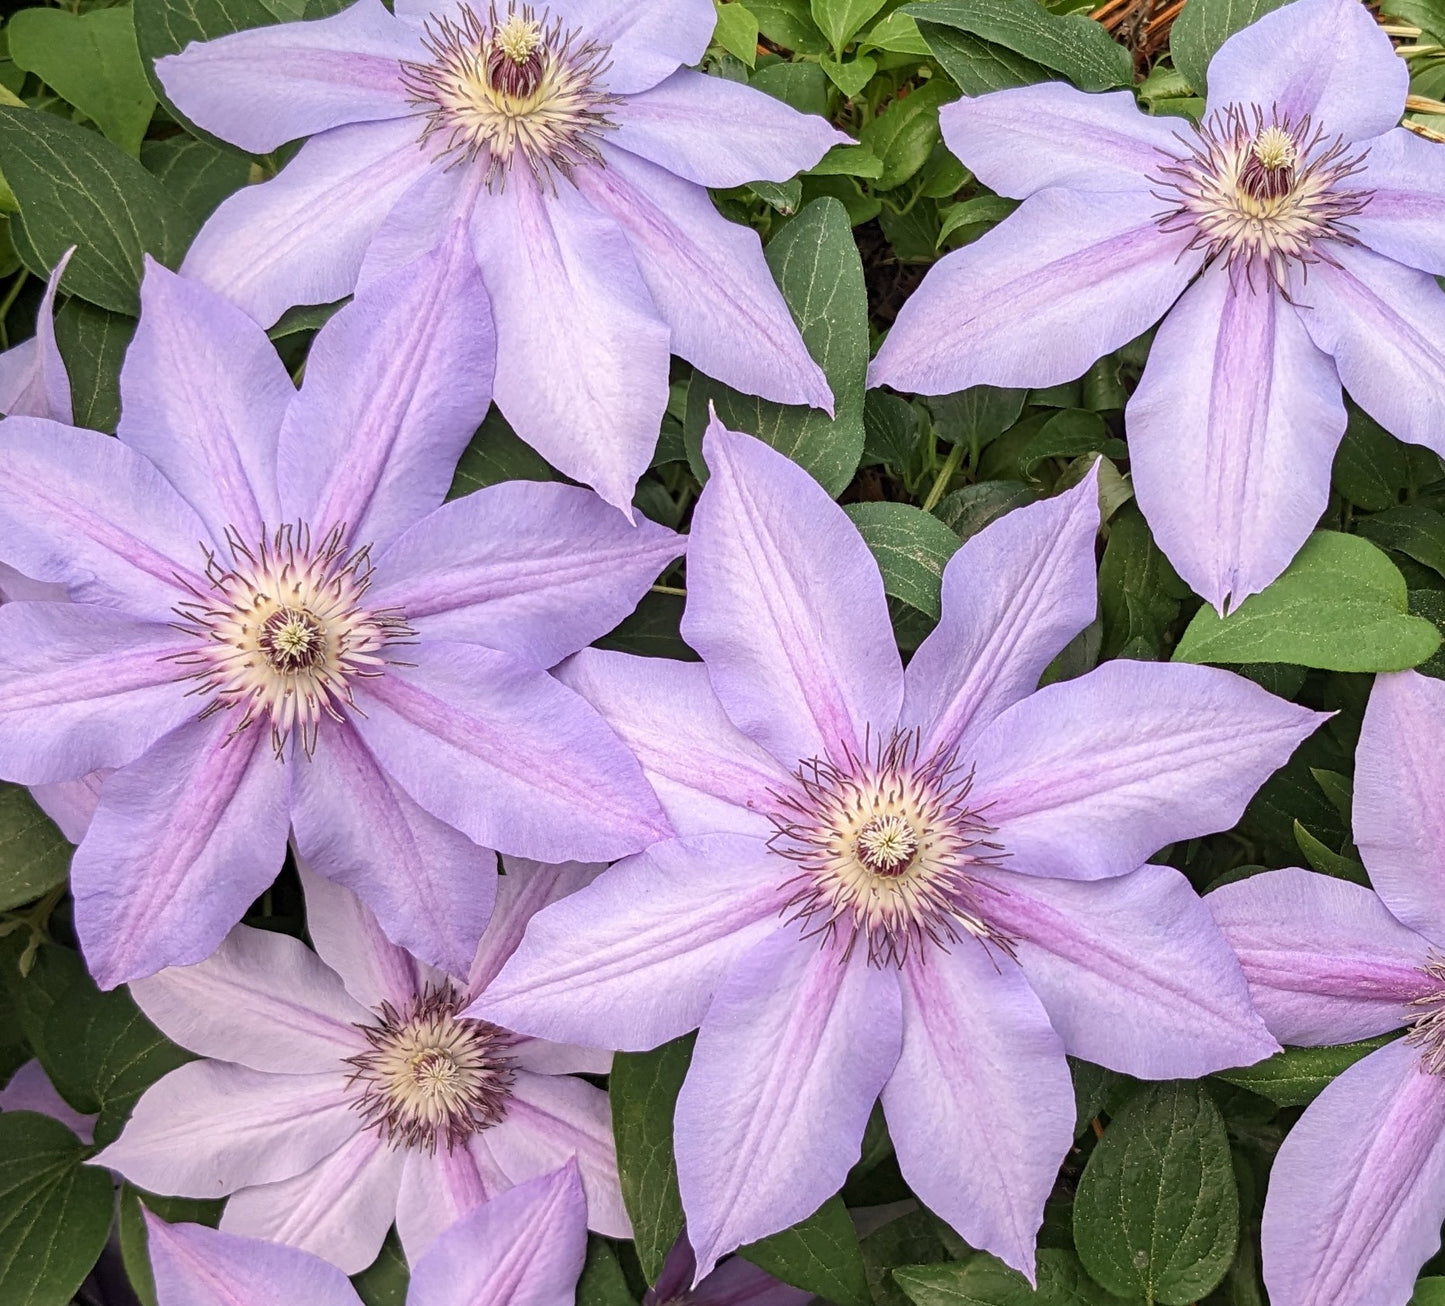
686 197 868 496
133 0 278 109
1413 1277 1445 1306
0 108 196 315
117 1187 227 1306
864 390 920 468
53 297 135 433
861 10 934 54
937 195 1016 244
1099 504 1188 660
1169 0 1292 96
1017 408 1125 479
743 1195 871 1306
914 20 1052 94
933 480 1035 542
903 0 1133 90
808 143 884 178
859 76 957 191
447 408 558 498
812 0 888 49
1333 405 1411 511
1173 531 1443 671
352 1229 410 1306
714 1 761 66
749 177 804 214
0 938 89 1061
0 1112 114 1306
0 784 70 913
577 1236 636 1306
610 1035 693 1283
929 385 1027 451
1074 1082 1238 1305
750 59 830 115
844 502 962 619
821 53 878 96
1357 505 1445 579
750 0 830 52
140 135 253 224
1213 1034 1397 1107
1292 820 1368 884
895 1247 1128 1305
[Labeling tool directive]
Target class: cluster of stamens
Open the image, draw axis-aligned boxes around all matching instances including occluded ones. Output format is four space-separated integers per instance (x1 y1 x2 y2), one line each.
167 523 411 757
400 2 617 185
346 986 516 1153
1408 956 1445 1076
768 728 1010 968
1151 105 1371 291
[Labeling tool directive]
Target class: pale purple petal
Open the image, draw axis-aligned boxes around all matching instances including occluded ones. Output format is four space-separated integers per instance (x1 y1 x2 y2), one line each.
356 159 474 288
882 943 1073 1281
30 770 105 843
0 604 192 784
575 148 832 411
0 1060 95 1143
684 421 902 768
157 0 421 155
1261 1039 1445 1306
1353 127 1445 276
473 834 785 1051
978 864 1278 1077
220 1128 405 1274
1205 0 1407 141
145 1214 363 1306
688 1255 813 1306
468 171 670 513
71 718 290 989
278 223 494 548
903 467 1099 756
182 119 438 329
1130 262 1346 612
128 924 370 1074
369 481 683 665
869 189 1202 394
968 660 1324 881
0 247 72 423
352 641 669 863
556 650 792 839
1207 867 1430 1045
1354 670 1445 942
940 85 1182 197
0 562 66 604
93 1060 359 1198
120 260 291 545
508 1037 612 1077
518 0 714 94
407 1161 587 1306
396 1141 503 1265
677 928 902 1280
612 70 846 187
290 720 496 980
0 417 209 611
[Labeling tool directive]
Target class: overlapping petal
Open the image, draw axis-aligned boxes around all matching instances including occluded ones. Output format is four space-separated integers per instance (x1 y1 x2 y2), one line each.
396 1141 504 1264
466 858 602 998
1353 127 1445 277
0 247 72 423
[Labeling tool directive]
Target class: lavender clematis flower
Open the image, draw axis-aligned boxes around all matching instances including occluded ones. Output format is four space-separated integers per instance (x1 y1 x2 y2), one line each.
144 1158 588 1306
1208 669 1445 1306
97 860 627 1274
154 0 845 512
0 1060 97 1144
0 233 678 989
871 0 1445 612
473 417 1322 1281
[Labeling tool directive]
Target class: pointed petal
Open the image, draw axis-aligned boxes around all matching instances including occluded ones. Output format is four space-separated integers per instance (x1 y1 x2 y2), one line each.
353 641 669 862
356 156 475 288
557 649 790 839
691 1255 814 1306
71 718 290 988
120 261 291 545
575 148 831 411
129 924 369 1073
1261 1039 1445 1306
1204 0 1407 142
369 480 683 665
29 771 105 844
278 224 494 547
684 421 902 767
526 0 714 94
1353 127 1445 277
678 928 902 1279
156 0 422 154
472 834 784 1051
882 943 1073 1280
869 189 1201 394
940 85 1182 197
902 468 1099 755
291 719 496 980
0 247 72 423
407 1161 587 1306
469 171 670 513
93 1060 359 1198
145 1213 362 1306
1207 866 1429 1045
181 119 437 329
396 1141 503 1265
968 660 1324 881
0 1060 94 1143
220 1127 405 1274
1354 669 1445 941
979 864 1277 1077
1129 262 1346 612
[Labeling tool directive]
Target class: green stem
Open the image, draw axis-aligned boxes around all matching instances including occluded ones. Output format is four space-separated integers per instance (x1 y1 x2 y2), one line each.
0 269 30 349
920 442 964 514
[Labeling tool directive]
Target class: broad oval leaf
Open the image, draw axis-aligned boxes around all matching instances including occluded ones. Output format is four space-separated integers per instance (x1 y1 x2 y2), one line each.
1212 1035 1397 1108
844 501 962 619
1169 0 1292 96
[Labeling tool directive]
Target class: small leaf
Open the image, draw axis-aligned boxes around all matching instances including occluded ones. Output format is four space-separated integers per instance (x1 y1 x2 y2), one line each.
861 10 933 54
1099 504 1189 660
713 0 761 66
808 143 884 178
1291 820 1368 884
53 298 135 433
1169 0 1292 96
933 480 1035 542
742 1195 871 1306
821 53 878 96
750 0 830 52
1213 1035 1397 1107
577 1235 637 1306
0 784 70 913
1173 531 1443 671
937 195 1017 244
1017 408 1125 480
859 76 957 191
844 502 962 619
812 0 888 50
352 1229 410 1306
895 1247 1127 1305
928 385 1027 451
749 177 804 214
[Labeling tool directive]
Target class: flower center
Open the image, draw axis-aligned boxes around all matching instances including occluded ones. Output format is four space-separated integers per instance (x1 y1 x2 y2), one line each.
1151 106 1370 289
400 1 618 185
1408 957 1445 1075
347 987 516 1152
166 523 412 757
768 729 1009 967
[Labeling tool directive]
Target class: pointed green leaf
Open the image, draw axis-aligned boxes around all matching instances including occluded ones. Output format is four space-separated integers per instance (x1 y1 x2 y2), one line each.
0 784 70 913
844 501 962 619
1213 1035 1397 1107
743 1195 871 1306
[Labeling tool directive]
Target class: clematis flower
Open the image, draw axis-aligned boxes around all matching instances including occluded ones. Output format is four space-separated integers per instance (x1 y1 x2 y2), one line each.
0 1060 97 1144
154 0 845 512
1208 669 1445 1306
0 246 71 425
0 232 678 988
96 860 628 1274
473 418 1323 1281
144 1159 587 1306
870 0 1445 612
